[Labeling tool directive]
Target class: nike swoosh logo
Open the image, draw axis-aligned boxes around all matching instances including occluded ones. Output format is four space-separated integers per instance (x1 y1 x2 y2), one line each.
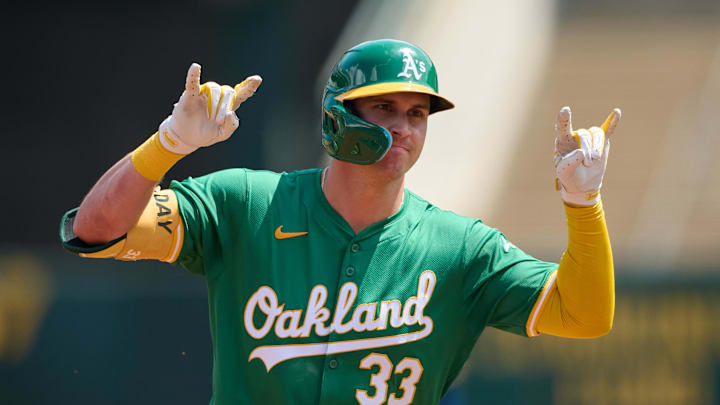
274 226 308 240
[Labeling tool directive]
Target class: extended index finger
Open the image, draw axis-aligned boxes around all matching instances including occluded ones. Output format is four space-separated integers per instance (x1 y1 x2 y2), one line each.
555 106 574 143
185 63 202 96
600 107 622 138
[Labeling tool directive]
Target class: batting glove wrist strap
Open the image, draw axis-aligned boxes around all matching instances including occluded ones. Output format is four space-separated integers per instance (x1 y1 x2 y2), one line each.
559 185 600 206
158 116 198 154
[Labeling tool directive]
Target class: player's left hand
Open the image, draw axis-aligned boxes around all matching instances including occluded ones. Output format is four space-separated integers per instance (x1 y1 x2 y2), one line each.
553 106 621 206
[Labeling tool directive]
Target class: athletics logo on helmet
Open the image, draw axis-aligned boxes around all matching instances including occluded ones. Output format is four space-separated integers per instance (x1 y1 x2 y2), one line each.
321 39 454 165
397 48 427 81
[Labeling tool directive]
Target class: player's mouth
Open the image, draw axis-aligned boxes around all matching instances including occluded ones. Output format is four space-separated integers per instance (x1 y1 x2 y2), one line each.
390 145 410 153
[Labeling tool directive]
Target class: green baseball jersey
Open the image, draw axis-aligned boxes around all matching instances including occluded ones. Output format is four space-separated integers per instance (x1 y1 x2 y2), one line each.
169 167 557 405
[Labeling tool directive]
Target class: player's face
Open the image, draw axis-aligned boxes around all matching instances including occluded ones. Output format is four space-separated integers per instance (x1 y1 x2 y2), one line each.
350 92 430 179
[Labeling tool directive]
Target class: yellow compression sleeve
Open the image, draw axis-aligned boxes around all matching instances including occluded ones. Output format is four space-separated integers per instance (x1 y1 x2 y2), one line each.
131 132 186 181
534 200 615 338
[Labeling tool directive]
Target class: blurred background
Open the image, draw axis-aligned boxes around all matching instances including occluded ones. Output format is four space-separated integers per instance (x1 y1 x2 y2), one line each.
2 0 719 403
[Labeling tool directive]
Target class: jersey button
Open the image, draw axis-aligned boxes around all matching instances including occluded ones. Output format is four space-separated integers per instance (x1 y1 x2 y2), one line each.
350 243 360 253
328 359 339 369
345 266 355 277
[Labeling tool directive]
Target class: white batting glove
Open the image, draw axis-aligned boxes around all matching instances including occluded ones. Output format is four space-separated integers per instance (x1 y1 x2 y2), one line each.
553 106 621 206
158 63 262 154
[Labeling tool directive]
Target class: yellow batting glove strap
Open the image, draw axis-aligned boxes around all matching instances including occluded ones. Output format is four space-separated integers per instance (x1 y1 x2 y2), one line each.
534 200 615 338
131 132 186 181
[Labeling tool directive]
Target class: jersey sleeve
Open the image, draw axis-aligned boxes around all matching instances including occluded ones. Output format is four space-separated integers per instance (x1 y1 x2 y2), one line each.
462 221 557 338
59 188 184 263
170 168 249 276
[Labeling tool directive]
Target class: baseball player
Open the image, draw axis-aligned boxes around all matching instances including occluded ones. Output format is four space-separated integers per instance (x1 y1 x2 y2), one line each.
60 39 618 404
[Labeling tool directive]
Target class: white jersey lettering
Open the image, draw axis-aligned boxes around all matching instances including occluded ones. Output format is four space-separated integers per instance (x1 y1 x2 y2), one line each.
245 271 437 371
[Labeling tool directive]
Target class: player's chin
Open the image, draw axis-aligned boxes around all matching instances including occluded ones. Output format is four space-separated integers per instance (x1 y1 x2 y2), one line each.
376 152 415 178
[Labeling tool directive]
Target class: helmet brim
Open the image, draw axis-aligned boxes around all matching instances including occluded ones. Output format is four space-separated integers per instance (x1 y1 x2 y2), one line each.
335 82 454 114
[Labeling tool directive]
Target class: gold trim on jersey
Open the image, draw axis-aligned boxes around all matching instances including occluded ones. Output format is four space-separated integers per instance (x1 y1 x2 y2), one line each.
525 270 558 337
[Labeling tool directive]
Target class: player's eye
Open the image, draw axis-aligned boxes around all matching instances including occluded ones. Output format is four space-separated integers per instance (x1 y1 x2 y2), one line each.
409 109 428 119
375 103 392 111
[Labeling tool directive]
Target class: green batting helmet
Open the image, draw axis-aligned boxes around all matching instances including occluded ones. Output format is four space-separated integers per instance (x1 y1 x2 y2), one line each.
322 39 454 165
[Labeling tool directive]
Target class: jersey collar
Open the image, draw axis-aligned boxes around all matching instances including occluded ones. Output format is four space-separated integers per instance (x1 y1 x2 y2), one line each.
312 169 413 241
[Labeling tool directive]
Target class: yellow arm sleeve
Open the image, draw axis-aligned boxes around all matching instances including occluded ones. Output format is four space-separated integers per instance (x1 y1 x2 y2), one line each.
533 200 615 338
60 189 184 263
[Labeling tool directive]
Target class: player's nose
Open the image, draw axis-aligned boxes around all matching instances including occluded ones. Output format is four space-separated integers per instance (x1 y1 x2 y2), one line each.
387 116 413 139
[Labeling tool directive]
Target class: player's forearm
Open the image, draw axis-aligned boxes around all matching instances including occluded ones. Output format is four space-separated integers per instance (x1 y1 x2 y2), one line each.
73 154 158 245
70 64 261 246
536 200 614 338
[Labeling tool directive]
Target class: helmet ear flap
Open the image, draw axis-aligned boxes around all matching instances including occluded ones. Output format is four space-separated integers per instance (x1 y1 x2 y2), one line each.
322 105 391 165
330 106 346 135
324 110 339 135
322 106 347 155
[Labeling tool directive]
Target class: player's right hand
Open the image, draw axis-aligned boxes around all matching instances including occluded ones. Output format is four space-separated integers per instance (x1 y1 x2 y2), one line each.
158 63 262 154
